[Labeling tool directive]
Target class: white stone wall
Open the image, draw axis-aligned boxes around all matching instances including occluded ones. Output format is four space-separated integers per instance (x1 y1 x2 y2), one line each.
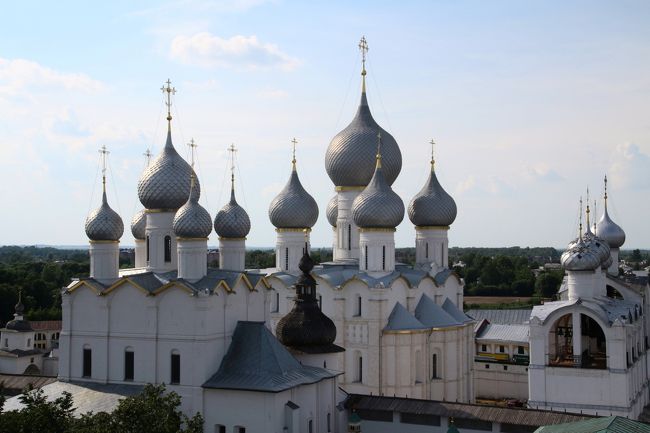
415 227 449 268
177 238 208 281
145 211 177 272
474 362 528 400
89 241 120 284
218 238 246 271
359 229 396 273
275 229 310 273
334 189 362 260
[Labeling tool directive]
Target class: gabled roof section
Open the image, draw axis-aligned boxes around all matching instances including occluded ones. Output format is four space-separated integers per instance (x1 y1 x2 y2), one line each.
66 278 107 294
442 298 473 323
475 323 529 344
384 302 428 332
466 309 532 325
534 415 650 433
203 321 338 393
414 294 461 328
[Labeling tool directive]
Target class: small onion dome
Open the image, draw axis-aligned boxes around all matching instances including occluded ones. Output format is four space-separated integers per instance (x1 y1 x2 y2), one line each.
596 207 625 248
276 248 343 353
325 90 402 187
269 166 319 229
582 225 611 266
561 238 601 271
214 189 251 239
408 163 457 227
85 190 124 241
138 129 200 210
172 178 212 238
131 209 146 240
326 195 338 227
5 293 32 332
352 157 404 229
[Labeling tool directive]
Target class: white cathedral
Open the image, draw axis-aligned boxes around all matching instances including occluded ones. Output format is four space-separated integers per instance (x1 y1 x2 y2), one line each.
24 38 645 432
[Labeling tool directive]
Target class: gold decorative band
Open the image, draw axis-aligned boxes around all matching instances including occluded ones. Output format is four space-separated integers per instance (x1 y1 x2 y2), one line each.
275 228 312 233
145 209 178 214
89 240 119 244
416 225 450 230
177 237 209 241
219 237 247 241
359 227 396 233
335 186 365 192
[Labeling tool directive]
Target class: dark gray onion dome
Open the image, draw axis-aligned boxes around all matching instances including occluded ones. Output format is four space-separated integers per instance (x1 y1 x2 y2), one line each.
214 189 251 238
4 293 32 332
326 195 338 227
85 190 124 241
276 247 344 353
561 238 601 271
596 207 625 248
269 166 319 229
325 90 402 187
173 178 212 238
138 129 200 210
352 157 404 228
131 208 146 240
408 162 457 227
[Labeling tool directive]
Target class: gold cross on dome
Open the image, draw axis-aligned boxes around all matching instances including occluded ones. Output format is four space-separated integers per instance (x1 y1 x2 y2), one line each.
161 79 176 122
291 137 298 166
143 149 153 166
359 36 369 66
188 138 197 167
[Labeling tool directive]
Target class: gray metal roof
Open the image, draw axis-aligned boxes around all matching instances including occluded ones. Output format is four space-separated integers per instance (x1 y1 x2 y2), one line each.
476 324 529 344
466 309 532 325
172 180 212 238
2 380 143 415
351 161 404 229
414 294 462 328
268 166 319 229
530 296 641 326
442 298 472 323
203 321 338 393
596 206 625 248
325 89 402 187
85 190 124 241
137 129 200 211
130 208 146 240
344 394 594 428
384 302 428 331
408 165 457 227
326 194 338 227
214 188 251 238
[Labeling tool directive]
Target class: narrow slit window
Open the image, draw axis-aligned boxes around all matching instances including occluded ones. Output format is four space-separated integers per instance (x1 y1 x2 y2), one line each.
164 235 172 263
364 245 368 269
124 350 134 381
348 224 351 250
83 348 92 378
285 247 289 271
382 245 386 270
425 242 429 259
171 353 180 384
146 236 150 262
432 353 438 379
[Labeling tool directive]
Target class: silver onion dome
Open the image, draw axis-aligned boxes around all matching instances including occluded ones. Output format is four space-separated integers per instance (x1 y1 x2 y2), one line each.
352 157 404 228
173 178 212 238
596 207 625 248
138 129 200 210
326 195 338 227
408 162 457 227
85 190 124 241
582 225 611 266
561 238 601 271
601 253 613 270
214 189 251 238
269 166 319 229
130 209 146 240
325 89 402 187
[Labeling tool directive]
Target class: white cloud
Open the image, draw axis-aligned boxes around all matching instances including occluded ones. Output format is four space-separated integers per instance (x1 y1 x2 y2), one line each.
522 163 564 183
257 88 288 99
170 32 300 70
0 57 104 97
609 142 650 190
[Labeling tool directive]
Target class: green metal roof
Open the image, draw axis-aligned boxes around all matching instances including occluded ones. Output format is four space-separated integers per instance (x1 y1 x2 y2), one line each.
534 416 650 433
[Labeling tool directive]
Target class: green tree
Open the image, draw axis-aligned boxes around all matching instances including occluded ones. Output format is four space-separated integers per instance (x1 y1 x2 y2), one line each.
631 249 643 262
535 271 563 298
0 387 74 433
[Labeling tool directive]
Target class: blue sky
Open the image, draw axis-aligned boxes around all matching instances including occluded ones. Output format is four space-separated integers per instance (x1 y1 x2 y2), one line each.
1 1 649 248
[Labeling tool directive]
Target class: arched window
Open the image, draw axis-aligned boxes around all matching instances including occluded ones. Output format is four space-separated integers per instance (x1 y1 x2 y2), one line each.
415 350 423 383
146 235 150 262
355 353 363 383
164 235 172 263
272 291 280 313
355 295 362 317
124 347 134 381
83 345 92 378
432 353 438 379
171 350 180 384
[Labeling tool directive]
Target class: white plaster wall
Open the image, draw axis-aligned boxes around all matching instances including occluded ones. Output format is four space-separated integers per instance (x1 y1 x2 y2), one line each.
359 230 396 273
89 241 120 284
415 227 449 268
145 211 177 272
177 238 208 281
275 230 310 273
474 362 528 400
134 239 146 268
335 189 362 260
218 238 246 271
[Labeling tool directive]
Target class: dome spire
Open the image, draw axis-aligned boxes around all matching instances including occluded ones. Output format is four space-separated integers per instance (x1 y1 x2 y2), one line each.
430 138 436 171
99 144 109 202
585 188 592 234
578 196 583 240
291 137 298 171
604 174 609 210
228 143 238 199
86 145 124 241
376 132 382 168
161 79 176 134
359 36 369 94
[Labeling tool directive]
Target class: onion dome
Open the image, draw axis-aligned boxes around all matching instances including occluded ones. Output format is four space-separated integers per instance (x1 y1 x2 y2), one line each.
172 176 212 238
269 162 319 229
601 253 613 270
326 195 338 227
4 292 32 332
408 155 457 227
138 129 200 210
214 188 251 239
325 74 402 188
596 176 625 248
130 209 146 240
276 247 344 353
352 150 404 229
582 223 611 266
85 189 124 241
561 237 601 271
